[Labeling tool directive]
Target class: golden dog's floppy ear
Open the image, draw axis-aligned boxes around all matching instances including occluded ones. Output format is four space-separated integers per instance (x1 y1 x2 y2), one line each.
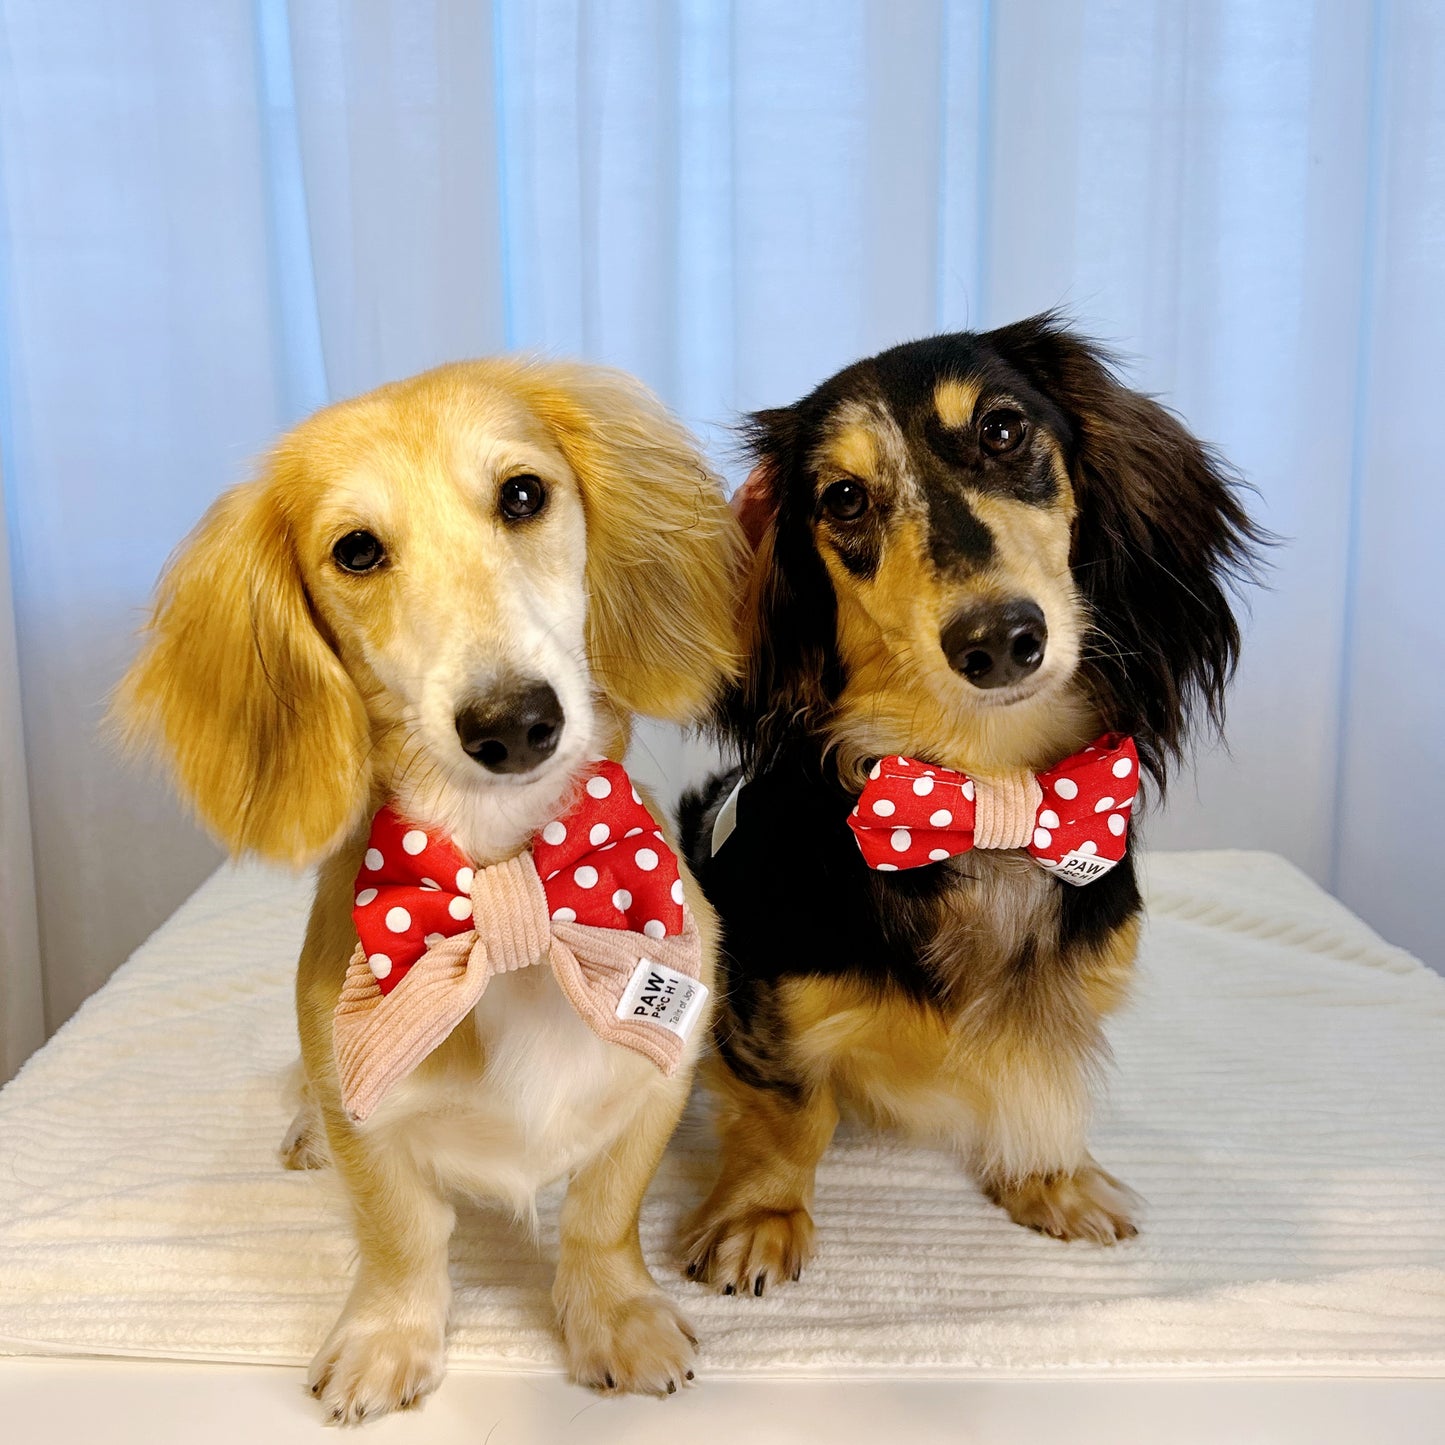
523 363 746 721
112 459 371 865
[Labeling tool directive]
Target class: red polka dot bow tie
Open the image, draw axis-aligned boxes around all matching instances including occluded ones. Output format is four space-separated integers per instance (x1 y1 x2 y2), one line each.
848 734 1140 884
333 759 708 1122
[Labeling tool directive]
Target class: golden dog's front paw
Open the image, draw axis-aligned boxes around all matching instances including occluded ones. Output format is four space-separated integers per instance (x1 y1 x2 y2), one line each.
307 1314 447 1426
683 1203 816 1296
986 1162 1140 1244
562 1291 698 1397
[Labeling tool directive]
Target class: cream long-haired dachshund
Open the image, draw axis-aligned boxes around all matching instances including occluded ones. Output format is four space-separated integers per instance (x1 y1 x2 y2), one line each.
116 361 744 1422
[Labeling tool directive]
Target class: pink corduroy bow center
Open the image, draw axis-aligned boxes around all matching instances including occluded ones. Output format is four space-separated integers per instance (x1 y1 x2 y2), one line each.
332 760 708 1122
848 733 1140 884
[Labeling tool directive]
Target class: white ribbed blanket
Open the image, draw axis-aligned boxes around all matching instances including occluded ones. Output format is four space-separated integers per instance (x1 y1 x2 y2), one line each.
1 852 1442 1377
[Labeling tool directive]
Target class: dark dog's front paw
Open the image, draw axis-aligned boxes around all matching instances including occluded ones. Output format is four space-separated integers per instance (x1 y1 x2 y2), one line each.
683 1203 815 1296
986 1162 1139 1244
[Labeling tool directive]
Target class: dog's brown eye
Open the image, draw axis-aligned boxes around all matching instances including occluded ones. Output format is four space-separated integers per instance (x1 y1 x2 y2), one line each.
500 474 547 521
821 478 869 522
980 408 1027 456
332 530 386 573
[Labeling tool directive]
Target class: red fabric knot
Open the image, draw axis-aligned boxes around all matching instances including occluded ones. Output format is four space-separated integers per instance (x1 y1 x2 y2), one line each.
334 759 705 1123
353 759 687 992
847 734 1140 885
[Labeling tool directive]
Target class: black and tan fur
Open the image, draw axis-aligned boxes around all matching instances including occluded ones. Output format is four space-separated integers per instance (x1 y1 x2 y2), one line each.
679 315 1262 1294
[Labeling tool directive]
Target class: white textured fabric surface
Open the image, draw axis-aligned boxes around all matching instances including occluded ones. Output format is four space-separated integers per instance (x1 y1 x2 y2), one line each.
0 851 1441 1377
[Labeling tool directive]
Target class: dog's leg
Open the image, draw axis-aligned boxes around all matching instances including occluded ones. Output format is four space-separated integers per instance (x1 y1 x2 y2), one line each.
682 1065 838 1295
969 1044 1138 1244
278 1063 330 1173
307 1115 455 1424
278 1064 328 1170
279 1104 329 1171
554 1076 697 1396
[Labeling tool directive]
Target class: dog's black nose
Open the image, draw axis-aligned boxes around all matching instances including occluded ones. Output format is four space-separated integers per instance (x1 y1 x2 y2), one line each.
941 599 1048 690
455 682 564 774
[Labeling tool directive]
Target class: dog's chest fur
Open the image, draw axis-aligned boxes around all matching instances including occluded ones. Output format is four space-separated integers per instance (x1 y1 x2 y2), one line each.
365 966 665 1214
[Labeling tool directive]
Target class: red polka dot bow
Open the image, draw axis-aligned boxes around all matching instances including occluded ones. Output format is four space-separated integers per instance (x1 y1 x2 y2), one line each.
333 760 707 1122
848 734 1140 884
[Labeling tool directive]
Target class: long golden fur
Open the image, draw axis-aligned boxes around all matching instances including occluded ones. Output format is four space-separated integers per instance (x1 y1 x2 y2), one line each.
116 359 745 1420
679 317 1262 1295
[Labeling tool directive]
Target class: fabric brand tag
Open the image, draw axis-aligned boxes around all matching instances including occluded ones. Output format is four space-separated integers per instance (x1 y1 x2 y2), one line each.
710 776 744 856
1036 848 1118 886
616 958 710 1041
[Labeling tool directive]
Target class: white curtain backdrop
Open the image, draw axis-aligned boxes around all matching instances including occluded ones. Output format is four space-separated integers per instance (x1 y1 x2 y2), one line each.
1 0 1441 1077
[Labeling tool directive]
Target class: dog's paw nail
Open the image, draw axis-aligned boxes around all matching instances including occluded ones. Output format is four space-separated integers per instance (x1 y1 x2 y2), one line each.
753 1273 766 1296
667 1379 677 1394
685 1370 695 1381
722 1283 734 1295
604 1372 615 1390
685 1262 698 1278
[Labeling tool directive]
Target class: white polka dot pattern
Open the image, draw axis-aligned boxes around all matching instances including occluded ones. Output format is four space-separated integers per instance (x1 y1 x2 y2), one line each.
847 734 1139 880
351 759 687 995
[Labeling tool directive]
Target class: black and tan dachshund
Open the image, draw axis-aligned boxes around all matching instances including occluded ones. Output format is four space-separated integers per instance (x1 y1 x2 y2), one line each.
680 314 1263 1296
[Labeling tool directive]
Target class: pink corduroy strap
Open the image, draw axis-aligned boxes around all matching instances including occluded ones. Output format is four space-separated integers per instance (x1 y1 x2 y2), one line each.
333 851 703 1123
970 770 1045 850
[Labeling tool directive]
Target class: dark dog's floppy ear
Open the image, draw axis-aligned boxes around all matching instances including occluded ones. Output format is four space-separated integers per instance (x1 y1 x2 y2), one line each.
522 362 746 723
731 462 776 552
721 408 843 772
994 314 1265 790
112 459 371 864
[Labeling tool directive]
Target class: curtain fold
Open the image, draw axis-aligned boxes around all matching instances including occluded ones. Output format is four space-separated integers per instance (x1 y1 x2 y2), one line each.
0 463 44 1083
1333 0 1445 965
0 0 1440 1074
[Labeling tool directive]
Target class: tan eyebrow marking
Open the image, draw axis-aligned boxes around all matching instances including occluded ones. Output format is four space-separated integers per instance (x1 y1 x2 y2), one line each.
933 378 980 430
822 422 879 481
